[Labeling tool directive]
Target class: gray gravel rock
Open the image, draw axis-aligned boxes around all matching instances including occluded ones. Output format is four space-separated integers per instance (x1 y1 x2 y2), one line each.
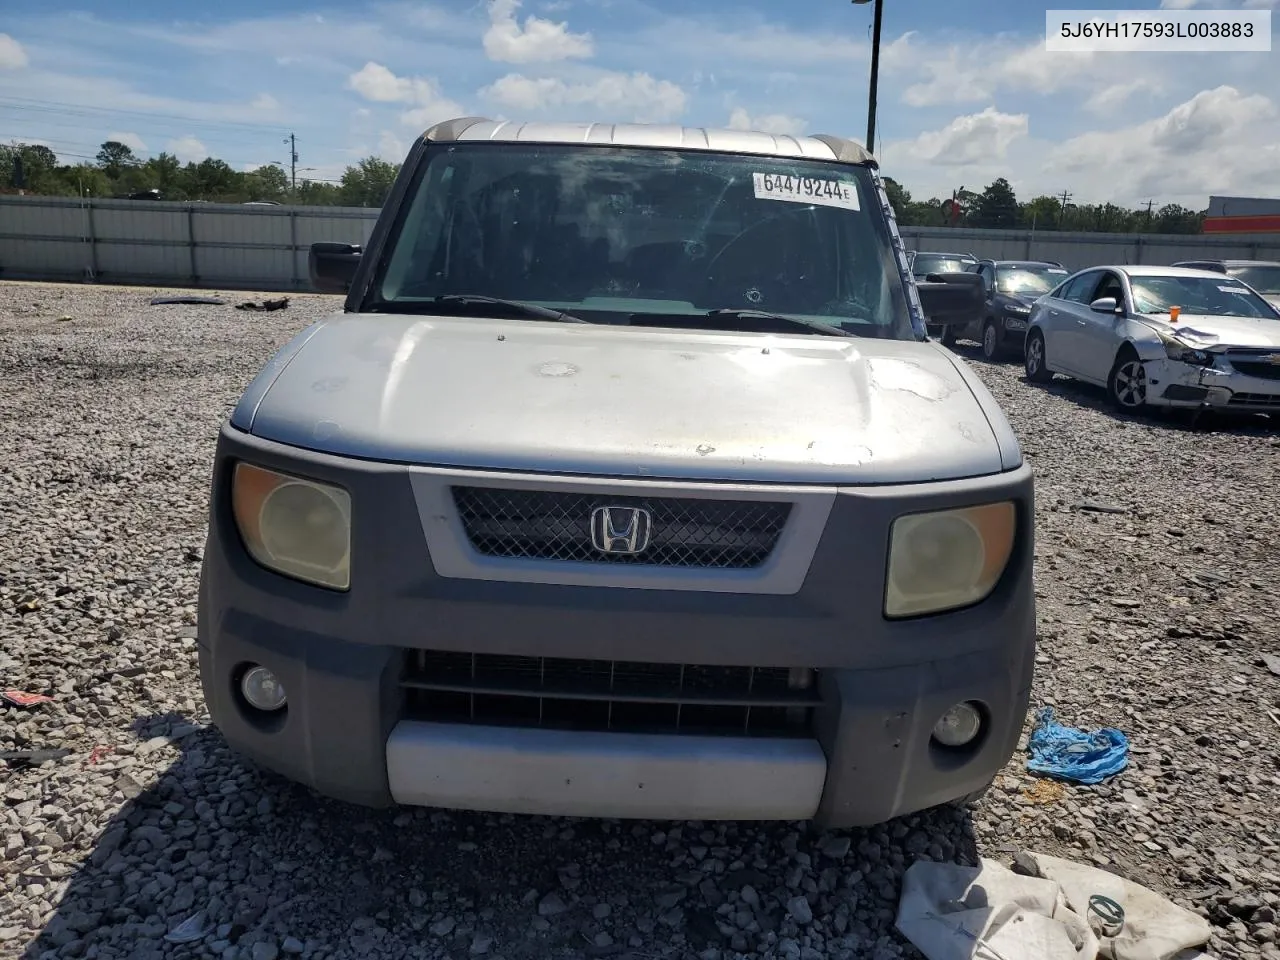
2 285 1278 960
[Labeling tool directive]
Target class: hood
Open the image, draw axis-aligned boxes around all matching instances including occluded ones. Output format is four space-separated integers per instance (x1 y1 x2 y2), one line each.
1138 312 1280 349
238 312 1011 484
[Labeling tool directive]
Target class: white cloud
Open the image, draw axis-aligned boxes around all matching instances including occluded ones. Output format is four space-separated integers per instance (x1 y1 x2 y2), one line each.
1044 86 1280 203
348 61 416 102
726 107 807 137
883 31 1174 110
0 32 28 69
1084 78 1162 113
481 71 687 122
106 132 147 153
250 93 279 111
346 61 465 129
903 108 1030 167
483 0 593 63
167 136 209 163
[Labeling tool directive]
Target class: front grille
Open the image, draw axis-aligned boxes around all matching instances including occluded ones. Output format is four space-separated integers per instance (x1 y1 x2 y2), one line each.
1228 391 1280 406
400 651 819 738
451 486 791 568
1228 360 1280 381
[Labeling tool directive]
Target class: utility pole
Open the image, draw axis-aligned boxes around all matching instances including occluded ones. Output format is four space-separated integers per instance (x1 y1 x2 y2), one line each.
1058 190 1073 229
1143 198 1154 229
851 0 884 155
283 134 298 196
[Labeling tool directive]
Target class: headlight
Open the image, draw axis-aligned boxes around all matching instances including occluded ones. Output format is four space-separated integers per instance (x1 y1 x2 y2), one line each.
1006 304 1031 316
231 462 351 590
885 502 1016 618
1163 340 1212 366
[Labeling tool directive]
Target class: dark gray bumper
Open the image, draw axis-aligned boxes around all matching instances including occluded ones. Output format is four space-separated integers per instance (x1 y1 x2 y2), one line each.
198 424 1036 828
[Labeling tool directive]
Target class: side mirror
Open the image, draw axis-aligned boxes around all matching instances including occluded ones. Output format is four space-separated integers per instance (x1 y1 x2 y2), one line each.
917 272 985 328
309 242 362 294
1089 296 1122 314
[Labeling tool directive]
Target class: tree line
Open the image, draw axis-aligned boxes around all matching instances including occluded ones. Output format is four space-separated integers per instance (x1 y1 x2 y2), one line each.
1 140 399 208
882 176 1205 235
3 140 1207 233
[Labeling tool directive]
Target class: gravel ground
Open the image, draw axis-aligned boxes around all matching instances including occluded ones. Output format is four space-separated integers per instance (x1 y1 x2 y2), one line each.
2 280 1280 960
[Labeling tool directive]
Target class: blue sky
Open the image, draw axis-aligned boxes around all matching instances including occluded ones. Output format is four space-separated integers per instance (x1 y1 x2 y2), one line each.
1 0 1277 207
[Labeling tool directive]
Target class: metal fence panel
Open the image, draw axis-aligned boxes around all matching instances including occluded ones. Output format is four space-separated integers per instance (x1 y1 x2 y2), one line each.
2 194 1278 291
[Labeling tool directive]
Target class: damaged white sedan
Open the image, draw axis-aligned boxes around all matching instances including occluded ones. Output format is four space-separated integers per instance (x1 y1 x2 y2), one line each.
1023 264 1280 414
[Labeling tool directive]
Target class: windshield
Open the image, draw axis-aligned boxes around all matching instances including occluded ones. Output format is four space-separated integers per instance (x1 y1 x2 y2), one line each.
1130 275 1280 318
911 254 974 277
370 143 914 339
996 265 1068 296
1228 265 1280 296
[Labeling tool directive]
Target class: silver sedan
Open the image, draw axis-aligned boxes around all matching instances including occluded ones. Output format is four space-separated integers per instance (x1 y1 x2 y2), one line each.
1022 264 1280 414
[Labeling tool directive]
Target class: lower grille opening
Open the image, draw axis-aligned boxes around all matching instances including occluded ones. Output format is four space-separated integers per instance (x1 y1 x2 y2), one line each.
400 651 819 738
1228 391 1280 406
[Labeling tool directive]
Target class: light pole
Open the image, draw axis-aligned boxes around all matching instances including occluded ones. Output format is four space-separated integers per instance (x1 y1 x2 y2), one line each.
851 0 884 155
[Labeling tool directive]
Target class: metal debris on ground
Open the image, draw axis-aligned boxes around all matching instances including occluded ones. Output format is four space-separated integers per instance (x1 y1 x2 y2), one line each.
148 295 227 306
236 297 290 311
1026 706 1129 785
1072 499 1130 514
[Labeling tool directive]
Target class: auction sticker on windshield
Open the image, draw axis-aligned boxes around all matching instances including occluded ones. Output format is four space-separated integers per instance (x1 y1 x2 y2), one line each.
753 173 860 211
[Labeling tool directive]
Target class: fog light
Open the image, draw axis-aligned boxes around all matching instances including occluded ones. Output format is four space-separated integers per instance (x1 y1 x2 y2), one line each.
933 701 982 747
240 665 287 711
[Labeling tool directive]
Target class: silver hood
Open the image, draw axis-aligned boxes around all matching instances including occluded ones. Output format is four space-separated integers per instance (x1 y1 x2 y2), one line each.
236 313 1014 484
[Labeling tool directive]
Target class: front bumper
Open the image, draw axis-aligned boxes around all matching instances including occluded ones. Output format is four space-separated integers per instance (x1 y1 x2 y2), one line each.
198 425 1037 828
1146 358 1280 412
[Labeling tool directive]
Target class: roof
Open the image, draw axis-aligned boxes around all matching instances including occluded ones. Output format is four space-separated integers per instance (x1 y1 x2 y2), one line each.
912 251 977 259
1174 258 1280 268
421 117 875 164
987 260 1062 267
1111 265 1235 278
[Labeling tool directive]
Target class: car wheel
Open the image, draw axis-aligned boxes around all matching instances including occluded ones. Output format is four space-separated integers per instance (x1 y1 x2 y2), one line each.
1108 347 1148 412
981 320 1003 361
1024 330 1052 383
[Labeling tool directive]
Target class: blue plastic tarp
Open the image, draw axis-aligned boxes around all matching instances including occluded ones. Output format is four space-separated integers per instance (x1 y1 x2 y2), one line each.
1026 706 1129 785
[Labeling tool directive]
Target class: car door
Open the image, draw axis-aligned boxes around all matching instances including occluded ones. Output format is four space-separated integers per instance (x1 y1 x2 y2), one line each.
1041 270 1103 375
1073 269 1127 384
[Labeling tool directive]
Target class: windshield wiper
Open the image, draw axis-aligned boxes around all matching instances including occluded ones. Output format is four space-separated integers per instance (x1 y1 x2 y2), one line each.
704 309 857 337
371 294 587 323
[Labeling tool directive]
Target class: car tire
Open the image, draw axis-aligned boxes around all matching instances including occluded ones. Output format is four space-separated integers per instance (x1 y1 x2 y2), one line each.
1024 329 1052 383
1108 346 1149 412
939 324 958 347
981 320 1003 361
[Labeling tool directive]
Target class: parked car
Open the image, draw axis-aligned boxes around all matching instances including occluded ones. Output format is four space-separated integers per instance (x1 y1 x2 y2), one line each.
964 259 1070 361
1171 259 1280 310
198 117 1034 830
1024 264 1280 414
908 251 979 344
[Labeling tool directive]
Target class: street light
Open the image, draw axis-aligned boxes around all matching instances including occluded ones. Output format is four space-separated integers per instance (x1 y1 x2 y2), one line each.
851 0 884 156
